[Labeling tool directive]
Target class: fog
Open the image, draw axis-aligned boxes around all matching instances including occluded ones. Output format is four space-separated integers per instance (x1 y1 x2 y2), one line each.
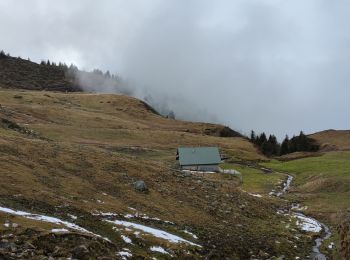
1 0 350 138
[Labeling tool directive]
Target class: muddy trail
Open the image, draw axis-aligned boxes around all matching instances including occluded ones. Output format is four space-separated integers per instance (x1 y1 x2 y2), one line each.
271 174 331 260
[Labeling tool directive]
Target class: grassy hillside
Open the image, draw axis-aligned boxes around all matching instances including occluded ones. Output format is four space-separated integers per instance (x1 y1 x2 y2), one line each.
1 53 348 258
0 88 318 259
264 152 350 219
263 152 350 259
0 55 80 92
309 129 350 151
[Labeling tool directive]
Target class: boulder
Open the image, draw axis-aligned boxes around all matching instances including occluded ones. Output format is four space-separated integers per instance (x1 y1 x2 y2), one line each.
134 180 147 192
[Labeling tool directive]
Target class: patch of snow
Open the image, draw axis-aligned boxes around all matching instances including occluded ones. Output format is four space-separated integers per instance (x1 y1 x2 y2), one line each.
293 213 322 233
92 211 118 217
11 223 18 228
118 251 132 259
219 168 241 175
112 226 121 232
94 210 175 225
3 223 10 228
106 219 201 247
0 206 110 241
291 204 308 212
183 229 198 239
328 242 335 249
150 246 171 255
51 228 69 233
121 235 132 244
128 207 136 211
248 193 262 198
182 169 216 174
102 192 108 196
141 215 161 221
68 214 77 220
123 213 174 224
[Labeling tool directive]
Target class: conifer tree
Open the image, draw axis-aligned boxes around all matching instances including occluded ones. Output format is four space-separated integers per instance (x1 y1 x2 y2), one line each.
268 134 279 155
280 135 289 155
258 132 267 146
250 130 256 142
0 50 6 58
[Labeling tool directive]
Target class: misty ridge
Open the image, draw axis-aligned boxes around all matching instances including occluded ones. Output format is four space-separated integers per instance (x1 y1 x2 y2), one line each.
0 50 220 124
1 50 318 156
41 59 175 119
0 50 322 157
56 59 218 123
61 60 320 157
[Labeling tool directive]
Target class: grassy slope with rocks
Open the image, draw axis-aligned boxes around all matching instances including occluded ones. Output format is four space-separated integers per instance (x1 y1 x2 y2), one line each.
0 88 316 259
263 152 350 259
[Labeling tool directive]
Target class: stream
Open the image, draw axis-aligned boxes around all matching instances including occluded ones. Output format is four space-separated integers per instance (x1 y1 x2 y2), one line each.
272 174 331 260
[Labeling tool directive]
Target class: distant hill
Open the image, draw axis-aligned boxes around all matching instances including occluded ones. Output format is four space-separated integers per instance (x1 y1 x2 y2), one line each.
309 129 350 151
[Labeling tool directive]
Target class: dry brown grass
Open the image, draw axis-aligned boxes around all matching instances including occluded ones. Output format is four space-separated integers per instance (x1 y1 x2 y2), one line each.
0 89 313 258
0 89 264 161
309 129 350 151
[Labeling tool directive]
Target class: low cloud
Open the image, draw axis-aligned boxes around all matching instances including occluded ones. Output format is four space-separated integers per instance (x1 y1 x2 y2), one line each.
1 0 350 138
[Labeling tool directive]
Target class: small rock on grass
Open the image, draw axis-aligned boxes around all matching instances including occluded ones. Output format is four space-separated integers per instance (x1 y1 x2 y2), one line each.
134 180 147 192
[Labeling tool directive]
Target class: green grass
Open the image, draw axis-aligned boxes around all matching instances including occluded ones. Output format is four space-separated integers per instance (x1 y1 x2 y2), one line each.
261 152 350 258
264 152 350 179
220 163 285 194
263 151 350 217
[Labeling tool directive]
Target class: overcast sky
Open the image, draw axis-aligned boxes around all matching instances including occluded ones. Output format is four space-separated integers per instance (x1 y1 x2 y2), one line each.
1 0 349 138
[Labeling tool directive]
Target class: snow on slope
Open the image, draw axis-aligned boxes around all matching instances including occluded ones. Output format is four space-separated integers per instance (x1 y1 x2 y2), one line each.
106 219 201 247
0 206 110 241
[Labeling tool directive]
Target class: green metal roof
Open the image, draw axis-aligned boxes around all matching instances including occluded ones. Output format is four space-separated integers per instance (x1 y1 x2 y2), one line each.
177 147 221 166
